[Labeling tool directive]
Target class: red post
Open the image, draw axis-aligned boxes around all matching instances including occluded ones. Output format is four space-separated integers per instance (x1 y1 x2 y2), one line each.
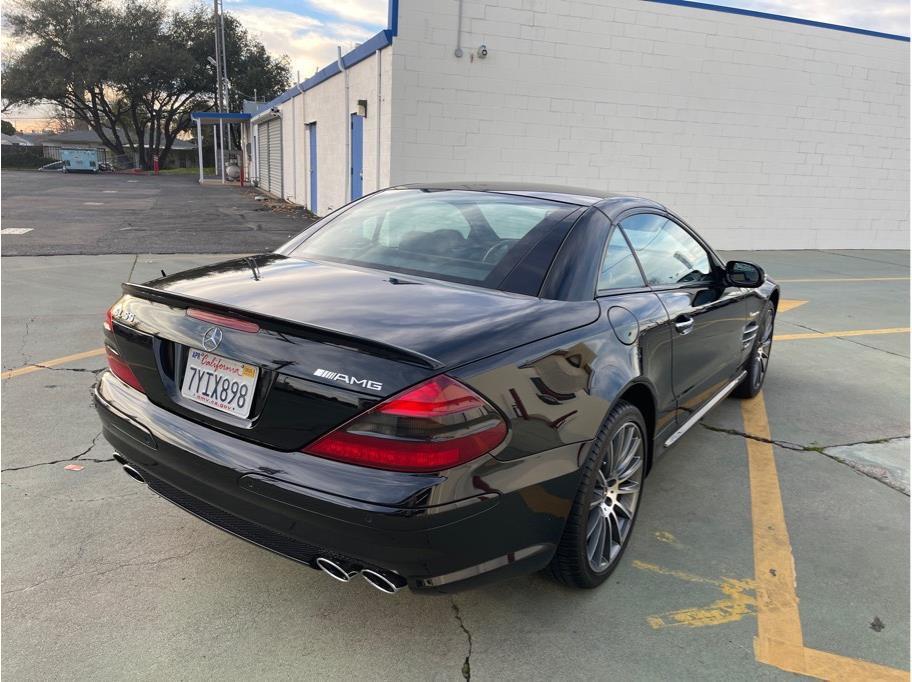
153 155 159 175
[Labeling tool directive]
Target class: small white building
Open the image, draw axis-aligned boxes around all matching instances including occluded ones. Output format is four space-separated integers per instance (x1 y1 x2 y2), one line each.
246 0 909 249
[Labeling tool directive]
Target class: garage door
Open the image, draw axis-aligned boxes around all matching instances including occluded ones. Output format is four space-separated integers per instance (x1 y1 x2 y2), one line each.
256 118 283 197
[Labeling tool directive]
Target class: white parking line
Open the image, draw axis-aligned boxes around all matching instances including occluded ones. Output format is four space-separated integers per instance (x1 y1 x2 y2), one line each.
0 228 33 235
83 202 104 205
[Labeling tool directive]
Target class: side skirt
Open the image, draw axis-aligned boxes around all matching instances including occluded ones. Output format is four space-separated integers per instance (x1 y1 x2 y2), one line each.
663 371 748 448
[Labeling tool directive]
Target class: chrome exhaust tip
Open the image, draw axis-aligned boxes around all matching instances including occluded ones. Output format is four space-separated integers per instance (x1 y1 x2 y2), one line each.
361 568 406 594
122 464 145 484
112 452 126 465
315 557 359 583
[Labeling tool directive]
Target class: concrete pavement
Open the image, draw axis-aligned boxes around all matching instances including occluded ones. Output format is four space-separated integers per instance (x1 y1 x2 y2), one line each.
1 248 908 680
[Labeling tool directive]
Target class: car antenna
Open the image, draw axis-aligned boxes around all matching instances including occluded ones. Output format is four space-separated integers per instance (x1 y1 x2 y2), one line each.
245 256 261 281
160 269 167 278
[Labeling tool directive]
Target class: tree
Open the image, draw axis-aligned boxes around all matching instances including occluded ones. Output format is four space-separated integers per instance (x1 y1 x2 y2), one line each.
2 0 289 168
1 120 16 135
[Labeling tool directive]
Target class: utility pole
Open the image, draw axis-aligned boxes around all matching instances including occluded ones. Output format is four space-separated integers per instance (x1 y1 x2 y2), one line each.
213 0 225 182
219 1 232 151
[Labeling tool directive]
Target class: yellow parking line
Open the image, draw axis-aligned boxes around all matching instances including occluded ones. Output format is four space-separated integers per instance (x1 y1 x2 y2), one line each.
777 299 807 313
777 277 910 283
775 327 910 341
742 393 909 680
742 395 804 646
1 348 105 380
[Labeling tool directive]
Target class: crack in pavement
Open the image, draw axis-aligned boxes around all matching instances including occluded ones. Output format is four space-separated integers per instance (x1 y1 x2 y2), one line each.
451 598 473 681
0 432 113 472
701 423 910 495
2 545 206 596
821 250 912 269
126 253 139 282
701 423 809 451
32 364 106 375
12 316 35 369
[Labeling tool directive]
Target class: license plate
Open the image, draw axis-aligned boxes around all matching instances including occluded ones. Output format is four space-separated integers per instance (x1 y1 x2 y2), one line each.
180 349 258 418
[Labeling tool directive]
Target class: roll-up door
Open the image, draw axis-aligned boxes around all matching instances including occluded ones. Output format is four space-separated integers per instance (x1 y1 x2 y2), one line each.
256 117 283 197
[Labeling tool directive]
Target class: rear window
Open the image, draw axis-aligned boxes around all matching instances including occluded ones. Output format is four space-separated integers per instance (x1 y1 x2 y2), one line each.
287 189 579 289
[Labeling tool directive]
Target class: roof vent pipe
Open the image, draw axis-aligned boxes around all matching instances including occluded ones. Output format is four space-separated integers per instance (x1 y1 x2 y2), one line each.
454 0 464 57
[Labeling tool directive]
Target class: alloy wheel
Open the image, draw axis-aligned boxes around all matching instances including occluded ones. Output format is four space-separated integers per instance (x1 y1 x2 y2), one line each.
753 308 774 390
586 421 644 572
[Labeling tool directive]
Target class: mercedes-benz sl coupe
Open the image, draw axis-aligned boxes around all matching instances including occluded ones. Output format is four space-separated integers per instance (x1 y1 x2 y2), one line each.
96 183 778 594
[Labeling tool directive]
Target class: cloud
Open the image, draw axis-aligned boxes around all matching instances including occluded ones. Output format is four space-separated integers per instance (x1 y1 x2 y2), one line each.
710 0 909 35
307 0 387 27
230 7 375 79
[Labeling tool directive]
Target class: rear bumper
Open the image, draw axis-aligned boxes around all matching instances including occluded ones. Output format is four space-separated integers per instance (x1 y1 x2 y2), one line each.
94 372 586 592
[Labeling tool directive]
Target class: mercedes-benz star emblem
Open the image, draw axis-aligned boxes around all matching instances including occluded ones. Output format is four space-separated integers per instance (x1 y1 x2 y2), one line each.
202 327 223 351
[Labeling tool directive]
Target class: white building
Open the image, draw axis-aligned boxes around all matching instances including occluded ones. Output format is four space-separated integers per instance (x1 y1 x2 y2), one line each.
245 0 910 249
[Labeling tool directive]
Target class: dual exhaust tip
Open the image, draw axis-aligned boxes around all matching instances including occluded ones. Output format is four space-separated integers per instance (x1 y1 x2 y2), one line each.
115 454 405 594
314 557 406 595
114 454 145 484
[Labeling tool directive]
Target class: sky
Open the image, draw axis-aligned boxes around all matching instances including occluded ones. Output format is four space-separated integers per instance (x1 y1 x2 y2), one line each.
216 0 910 83
3 0 908 131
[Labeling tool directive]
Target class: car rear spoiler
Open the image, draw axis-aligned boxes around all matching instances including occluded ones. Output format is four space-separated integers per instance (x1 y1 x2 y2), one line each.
121 282 443 370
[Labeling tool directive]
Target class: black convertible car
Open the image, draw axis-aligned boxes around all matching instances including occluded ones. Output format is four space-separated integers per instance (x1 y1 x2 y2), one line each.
96 183 778 593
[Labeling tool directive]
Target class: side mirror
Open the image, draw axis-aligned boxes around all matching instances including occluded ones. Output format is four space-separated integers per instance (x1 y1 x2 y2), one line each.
725 260 765 288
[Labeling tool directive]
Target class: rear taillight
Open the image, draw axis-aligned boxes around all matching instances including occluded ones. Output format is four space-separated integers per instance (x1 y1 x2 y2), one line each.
104 306 114 332
105 347 145 393
303 375 507 472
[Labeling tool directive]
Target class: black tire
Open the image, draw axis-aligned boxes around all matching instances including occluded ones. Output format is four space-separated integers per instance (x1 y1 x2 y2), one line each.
733 301 775 399
549 400 647 589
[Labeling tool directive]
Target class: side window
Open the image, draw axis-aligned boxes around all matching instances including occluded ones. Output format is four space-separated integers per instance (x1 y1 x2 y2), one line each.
598 227 645 291
621 214 712 286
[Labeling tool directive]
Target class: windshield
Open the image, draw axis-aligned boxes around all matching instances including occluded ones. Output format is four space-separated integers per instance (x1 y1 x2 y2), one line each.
287 189 580 289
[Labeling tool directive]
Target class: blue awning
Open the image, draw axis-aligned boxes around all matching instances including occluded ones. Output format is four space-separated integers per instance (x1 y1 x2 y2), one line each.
191 112 252 123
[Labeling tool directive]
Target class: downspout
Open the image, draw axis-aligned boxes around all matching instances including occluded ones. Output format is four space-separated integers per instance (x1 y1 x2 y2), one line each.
290 98 296 202
376 49 382 191
337 46 350 204
296 72 305 205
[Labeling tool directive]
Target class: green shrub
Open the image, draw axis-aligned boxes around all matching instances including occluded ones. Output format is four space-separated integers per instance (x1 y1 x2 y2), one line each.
1 146 58 168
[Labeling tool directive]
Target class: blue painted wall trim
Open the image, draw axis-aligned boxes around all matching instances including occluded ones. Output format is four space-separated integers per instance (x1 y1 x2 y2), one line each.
646 0 910 42
388 0 399 37
255 1 399 118
191 112 251 121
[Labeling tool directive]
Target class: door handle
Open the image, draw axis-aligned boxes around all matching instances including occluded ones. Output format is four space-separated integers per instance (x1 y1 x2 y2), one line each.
674 316 694 335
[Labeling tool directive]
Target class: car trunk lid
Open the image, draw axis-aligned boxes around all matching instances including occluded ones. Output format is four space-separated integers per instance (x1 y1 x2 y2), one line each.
109 254 598 450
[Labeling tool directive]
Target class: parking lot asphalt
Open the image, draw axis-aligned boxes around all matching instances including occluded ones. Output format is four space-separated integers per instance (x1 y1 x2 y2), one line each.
0 170 312 256
1 196 909 678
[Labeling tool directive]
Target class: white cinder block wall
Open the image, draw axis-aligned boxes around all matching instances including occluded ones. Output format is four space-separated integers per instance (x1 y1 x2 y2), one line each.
255 48 393 215
388 0 910 249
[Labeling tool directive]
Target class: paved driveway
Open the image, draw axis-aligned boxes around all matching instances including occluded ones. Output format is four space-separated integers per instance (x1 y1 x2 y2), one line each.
0 171 312 256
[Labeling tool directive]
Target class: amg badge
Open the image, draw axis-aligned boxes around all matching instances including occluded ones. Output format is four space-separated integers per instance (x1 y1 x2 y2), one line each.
314 368 383 392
